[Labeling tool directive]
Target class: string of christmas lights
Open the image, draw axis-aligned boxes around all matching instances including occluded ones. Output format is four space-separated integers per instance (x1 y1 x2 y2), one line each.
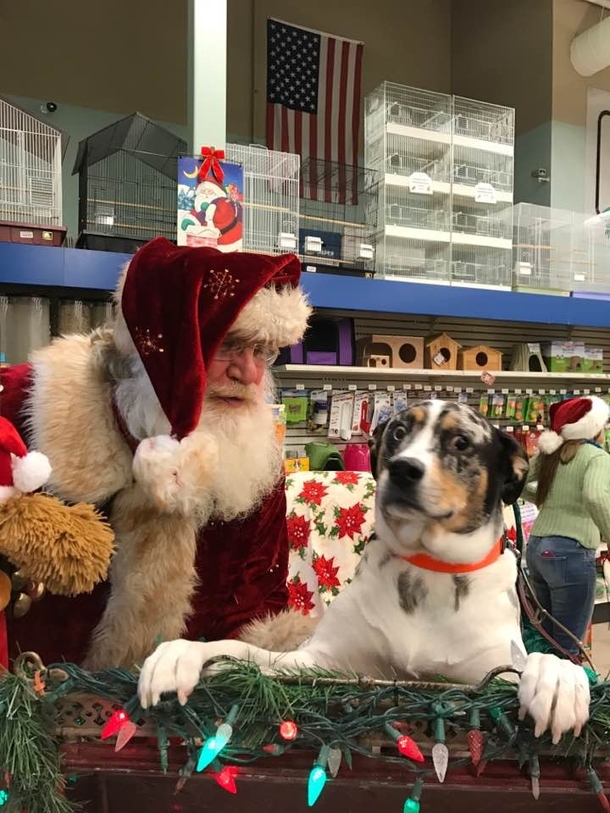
1 657 610 813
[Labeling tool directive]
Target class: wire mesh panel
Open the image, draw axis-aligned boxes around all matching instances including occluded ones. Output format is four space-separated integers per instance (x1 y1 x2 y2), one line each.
225 144 299 255
0 97 63 227
298 158 377 272
73 113 185 248
365 82 453 283
451 96 514 289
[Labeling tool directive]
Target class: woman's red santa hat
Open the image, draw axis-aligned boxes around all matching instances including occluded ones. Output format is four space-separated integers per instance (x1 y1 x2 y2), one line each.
111 237 311 511
0 416 52 502
538 395 610 455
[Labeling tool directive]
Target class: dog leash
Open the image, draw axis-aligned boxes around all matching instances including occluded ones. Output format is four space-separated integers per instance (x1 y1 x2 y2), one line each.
504 524 596 672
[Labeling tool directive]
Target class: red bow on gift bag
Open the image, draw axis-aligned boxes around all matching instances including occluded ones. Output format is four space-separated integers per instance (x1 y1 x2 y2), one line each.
199 146 226 184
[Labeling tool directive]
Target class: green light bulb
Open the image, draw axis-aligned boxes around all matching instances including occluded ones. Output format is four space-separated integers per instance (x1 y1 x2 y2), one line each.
404 798 420 813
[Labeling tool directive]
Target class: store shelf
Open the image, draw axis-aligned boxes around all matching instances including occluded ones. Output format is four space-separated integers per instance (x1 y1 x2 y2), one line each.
275 365 610 387
4 242 610 328
452 233 512 250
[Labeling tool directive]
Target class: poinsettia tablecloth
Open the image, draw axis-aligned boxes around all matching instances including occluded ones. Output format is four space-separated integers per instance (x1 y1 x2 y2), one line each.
285 471 376 618
284 471 520 618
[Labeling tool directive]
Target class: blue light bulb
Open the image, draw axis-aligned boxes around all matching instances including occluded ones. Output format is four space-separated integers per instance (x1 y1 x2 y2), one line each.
307 765 327 807
196 723 233 772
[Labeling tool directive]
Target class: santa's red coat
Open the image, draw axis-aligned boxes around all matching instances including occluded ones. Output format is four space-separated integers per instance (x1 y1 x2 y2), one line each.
1 363 289 666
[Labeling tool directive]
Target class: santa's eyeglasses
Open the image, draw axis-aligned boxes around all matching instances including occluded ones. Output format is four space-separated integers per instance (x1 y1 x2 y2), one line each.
214 340 279 367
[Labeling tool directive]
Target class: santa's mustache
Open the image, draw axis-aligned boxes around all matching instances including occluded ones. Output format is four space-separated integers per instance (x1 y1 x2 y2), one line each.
205 383 259 403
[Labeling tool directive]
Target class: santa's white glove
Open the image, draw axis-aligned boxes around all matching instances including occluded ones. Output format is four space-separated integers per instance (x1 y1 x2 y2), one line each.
518 652 590 744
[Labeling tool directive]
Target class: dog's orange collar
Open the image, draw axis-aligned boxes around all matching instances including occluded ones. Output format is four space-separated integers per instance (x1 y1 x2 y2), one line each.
401 537 504 574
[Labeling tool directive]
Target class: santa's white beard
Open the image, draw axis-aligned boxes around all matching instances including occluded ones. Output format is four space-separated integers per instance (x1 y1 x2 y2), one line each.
113 353 282 523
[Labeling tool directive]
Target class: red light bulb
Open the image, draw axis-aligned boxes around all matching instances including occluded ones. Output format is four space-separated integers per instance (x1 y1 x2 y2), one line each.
214 766 238 795
101 709 129 740
467 728 484 767
396 735 424 763
279 720 298 741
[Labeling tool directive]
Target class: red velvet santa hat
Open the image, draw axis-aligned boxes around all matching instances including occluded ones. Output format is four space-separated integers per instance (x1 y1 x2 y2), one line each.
112 237 311 511
538 396 610 455
0 416 52 500
115 236 310 441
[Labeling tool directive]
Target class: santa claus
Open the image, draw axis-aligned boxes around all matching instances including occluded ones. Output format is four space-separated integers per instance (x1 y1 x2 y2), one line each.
181 178 243 252
1 237 311 670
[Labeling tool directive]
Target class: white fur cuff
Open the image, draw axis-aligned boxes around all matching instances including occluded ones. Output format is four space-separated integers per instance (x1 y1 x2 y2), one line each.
11 450 52 493
537 430 564 455
133 432 219 515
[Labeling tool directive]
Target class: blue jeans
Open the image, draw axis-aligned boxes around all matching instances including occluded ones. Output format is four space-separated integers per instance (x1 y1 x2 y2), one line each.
525 535 597 656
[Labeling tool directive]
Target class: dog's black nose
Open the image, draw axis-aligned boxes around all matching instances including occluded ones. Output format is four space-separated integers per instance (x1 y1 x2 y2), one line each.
388 457 425 486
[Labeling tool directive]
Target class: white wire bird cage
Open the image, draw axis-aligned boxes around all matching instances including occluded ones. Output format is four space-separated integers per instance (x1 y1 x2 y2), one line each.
512 203 610 295
225 144 300 256
0 97 65 244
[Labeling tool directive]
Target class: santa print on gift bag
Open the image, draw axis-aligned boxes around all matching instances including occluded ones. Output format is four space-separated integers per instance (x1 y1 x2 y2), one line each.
177 148 244 251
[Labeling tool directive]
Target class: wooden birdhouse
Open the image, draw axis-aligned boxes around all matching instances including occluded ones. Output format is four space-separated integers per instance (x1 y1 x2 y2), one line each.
425 333 461 371
357 335 424 369
459 345 503 372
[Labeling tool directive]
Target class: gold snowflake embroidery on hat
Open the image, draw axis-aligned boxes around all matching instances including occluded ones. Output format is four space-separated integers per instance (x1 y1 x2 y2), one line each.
203 268 240 299
133 328 165 356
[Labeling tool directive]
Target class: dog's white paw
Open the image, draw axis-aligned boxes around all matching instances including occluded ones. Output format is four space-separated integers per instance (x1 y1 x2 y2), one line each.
138 639 209 708
517 652 590 744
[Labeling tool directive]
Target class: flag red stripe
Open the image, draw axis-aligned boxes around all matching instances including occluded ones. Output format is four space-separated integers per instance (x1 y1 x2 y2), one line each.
324 36 335 203
337 40 350 204
351 43 364 203
281 106 289 153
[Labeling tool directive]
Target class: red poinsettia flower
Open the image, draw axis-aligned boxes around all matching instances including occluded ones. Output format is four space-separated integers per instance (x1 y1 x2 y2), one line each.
313 555 341 590
335 503 367 540
299 480 329 506
334 471 360 486
286 514 311 551
287 578 315 615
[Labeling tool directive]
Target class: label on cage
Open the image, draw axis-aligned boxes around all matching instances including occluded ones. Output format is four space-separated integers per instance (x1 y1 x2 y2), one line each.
574 274 586 282
474 183 497 205
408 172 433 195
306 266 317 273
19 231 34 239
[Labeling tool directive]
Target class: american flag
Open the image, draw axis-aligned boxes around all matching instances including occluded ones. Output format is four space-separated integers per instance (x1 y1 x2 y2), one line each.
266 18 364 204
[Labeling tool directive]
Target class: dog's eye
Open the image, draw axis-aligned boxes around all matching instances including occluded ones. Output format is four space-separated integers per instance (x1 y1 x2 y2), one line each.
450 434 470 452
392 424 407 442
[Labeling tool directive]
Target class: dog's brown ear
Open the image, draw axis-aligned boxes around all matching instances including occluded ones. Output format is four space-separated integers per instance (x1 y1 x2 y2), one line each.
496 428 529 505
368 420 389 479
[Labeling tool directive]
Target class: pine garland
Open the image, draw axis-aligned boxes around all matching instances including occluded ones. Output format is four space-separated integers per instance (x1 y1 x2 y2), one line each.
1 657 610 813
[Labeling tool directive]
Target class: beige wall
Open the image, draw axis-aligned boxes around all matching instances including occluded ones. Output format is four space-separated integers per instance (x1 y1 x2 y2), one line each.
451 0 553 133
552 0 610 125
0 0 451 142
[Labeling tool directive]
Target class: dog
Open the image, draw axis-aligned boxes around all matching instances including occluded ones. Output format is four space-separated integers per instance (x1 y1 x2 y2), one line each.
138 400 590 744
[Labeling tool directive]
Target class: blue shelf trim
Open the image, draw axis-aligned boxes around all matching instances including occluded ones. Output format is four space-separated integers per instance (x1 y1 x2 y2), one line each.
1 242 610 328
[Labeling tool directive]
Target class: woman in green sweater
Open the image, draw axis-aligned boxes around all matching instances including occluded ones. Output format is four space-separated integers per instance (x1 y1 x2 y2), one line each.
524 395 610 657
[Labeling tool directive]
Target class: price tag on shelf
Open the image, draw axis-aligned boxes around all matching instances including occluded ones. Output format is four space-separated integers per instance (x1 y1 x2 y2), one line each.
296 383 305 391
573 389 581 395
538 389 546 395
387 385 396 392
560 389 567 394
446 385 454 392
515 389 522 395
502 388 509 394
549 389 556 395
415 383 423 390
434 385 442 392
348 384 357 391
584 388 590 395
596 387 602 393
487 389 495 395
323 384 333 391
403 384 412 390
526 388 533 395
368 383 377 391
466 387 474 394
